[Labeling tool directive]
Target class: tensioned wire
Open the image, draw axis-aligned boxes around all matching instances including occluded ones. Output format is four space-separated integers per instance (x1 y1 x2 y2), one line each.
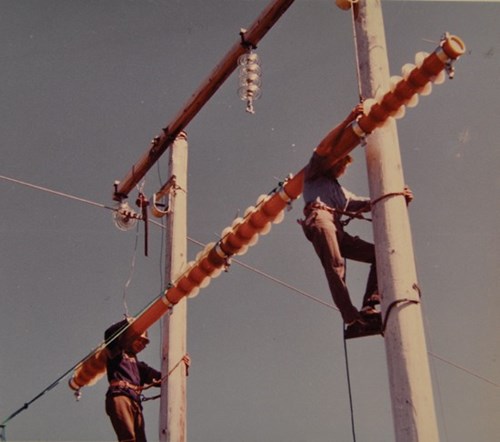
0 173 498 432
0 173 497 387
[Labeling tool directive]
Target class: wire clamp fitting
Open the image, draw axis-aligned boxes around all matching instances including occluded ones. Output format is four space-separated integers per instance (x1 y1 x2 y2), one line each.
74 389 82 401
239 28 257 50
237 37 262 114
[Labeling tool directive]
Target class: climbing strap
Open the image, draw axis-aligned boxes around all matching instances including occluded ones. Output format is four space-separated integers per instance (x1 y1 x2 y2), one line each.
301 201 371 227
141 354 191 402
342 191 409 226
371 191 409 207
300 190 408 227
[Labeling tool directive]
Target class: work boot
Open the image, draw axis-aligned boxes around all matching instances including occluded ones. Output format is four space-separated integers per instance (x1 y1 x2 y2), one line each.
360 305 379 316
344 311 382 339
364 293 381 307
345 313 368 327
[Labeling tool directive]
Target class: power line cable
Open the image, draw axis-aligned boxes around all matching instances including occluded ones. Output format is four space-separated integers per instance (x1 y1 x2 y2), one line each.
0 288 169 432
3 173 499 389
186 236 339 312
0 173 497 431
3 173 499 387
424 314 450 442
0 174 116 211
186 234 500 388
428 351 499 388
0 316 142 431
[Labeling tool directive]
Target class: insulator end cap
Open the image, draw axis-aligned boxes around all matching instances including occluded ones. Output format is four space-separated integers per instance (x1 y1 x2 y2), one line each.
442 35 466 59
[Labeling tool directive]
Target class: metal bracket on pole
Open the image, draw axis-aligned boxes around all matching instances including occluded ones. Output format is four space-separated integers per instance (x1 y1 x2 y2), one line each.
151 175 177 218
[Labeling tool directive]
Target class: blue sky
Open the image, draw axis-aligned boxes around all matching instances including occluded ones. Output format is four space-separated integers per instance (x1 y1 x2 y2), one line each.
1 1 498 441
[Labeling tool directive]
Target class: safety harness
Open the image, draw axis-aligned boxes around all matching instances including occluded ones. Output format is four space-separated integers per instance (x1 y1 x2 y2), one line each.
299 190 410 228
301 201 371 226
109 354 191 402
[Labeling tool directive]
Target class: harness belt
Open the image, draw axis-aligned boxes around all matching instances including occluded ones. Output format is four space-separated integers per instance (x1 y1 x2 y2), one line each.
109 380 143 393
302 201 370 227
299 202 338 228
303 201 336 216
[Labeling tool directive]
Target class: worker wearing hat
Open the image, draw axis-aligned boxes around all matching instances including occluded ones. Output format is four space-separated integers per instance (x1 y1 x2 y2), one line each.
301 105 413 327
104 318 161 442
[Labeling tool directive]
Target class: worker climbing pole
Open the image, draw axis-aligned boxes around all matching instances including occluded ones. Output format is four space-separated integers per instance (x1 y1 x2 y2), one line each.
338 1 465 441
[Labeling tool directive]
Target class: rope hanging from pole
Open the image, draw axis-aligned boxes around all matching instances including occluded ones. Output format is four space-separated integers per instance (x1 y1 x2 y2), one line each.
343 326 358 442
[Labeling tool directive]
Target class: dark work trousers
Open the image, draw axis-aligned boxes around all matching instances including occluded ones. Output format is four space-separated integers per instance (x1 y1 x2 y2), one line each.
106 394 147 442
302 209 378 323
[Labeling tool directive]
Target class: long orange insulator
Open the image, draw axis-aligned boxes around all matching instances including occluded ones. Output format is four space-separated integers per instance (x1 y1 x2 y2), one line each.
69 345 108 391
69 34 465 392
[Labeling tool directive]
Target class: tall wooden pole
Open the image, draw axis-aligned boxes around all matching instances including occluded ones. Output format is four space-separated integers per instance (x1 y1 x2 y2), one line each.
351 1 440 440
160 133 189 442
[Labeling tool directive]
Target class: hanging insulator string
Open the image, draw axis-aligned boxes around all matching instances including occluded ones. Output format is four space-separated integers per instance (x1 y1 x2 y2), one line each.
237 48 262 114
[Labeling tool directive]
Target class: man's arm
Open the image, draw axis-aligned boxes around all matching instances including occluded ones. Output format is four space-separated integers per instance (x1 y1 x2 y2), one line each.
344 187 371 213
345 185 414 213
314 104 363 157
138 361 162 386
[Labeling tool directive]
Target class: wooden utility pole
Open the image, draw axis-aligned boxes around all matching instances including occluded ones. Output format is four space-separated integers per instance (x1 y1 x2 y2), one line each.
351 1 440 440
160 133 189 442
